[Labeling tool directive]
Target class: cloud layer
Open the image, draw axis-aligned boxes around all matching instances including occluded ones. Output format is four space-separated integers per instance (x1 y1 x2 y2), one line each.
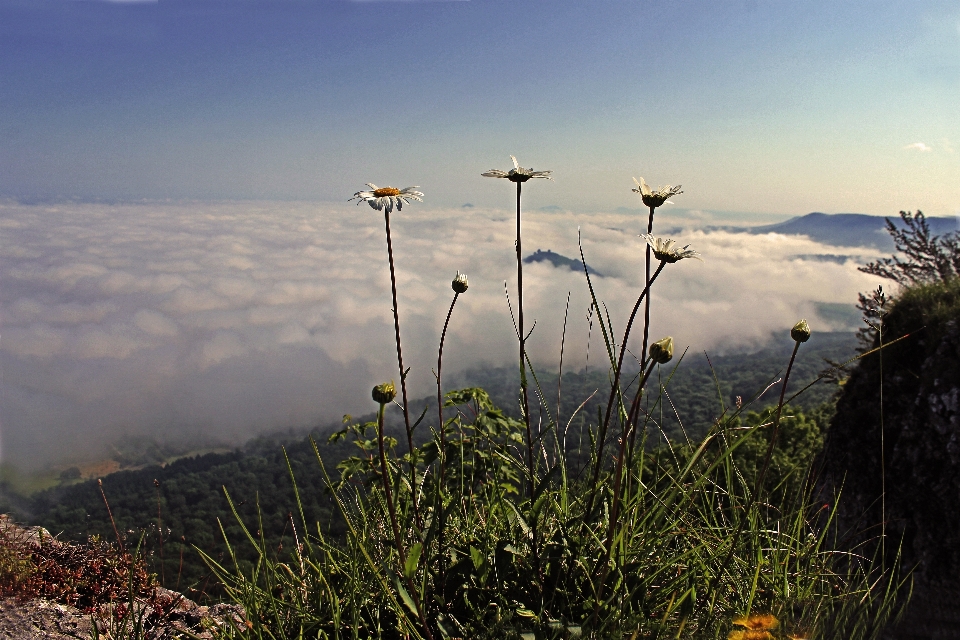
0 201 881 468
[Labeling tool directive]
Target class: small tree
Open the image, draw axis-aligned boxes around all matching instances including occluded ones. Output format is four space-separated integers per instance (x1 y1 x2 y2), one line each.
860 210 960 287
855 211 960 350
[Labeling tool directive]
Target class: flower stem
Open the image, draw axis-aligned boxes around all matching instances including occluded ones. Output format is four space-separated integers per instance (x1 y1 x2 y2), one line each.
437 292 459 488
515 181 544 591
376 401 434 640
383 210 417 502
606 361 656 548
586 260 666 517
754 340 801 496
592 360 656 626
516 181 534 497
639 205 656 371
703 338 803 612
435 291 459 599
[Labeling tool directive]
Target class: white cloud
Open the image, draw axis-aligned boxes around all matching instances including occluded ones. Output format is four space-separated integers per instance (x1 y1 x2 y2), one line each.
134 310 179 337
904 142 932 152
0 201 881 468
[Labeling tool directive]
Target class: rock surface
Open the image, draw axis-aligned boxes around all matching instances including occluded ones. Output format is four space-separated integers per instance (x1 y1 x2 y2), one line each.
0 598 93 639
822 282 960 639
0 516 244 639
0 591 244 640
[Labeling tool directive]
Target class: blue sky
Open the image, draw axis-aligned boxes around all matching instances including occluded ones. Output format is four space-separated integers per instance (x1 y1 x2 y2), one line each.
2 0 958 215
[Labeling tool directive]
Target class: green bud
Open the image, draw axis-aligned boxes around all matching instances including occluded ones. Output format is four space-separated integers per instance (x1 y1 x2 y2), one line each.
791 319 811 343
452 271 469 294
372 381 397 405
649 336 674 365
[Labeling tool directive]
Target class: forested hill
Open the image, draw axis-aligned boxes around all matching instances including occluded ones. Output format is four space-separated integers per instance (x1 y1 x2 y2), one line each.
17 436 356 599
459 330 857 444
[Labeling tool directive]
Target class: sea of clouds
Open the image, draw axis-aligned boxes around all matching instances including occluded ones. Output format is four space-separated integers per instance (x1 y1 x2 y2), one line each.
0 200 883 469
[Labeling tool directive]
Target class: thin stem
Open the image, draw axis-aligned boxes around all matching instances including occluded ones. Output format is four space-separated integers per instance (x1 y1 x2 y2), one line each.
383 210 417 501
557 291 571 450
516 181 534 496
98 479 124 552
376 401 434 640
376 402 404 569
586 261 666 517
154 478 165 586
879 312 886 563
515 181 545 593
607 361 656 548
704 338 803 609
436 291 459 599
754 340 800 495
639 205 656 372
587 206 658 512
437 292 459 487
592 360 656 625
177 536 184 591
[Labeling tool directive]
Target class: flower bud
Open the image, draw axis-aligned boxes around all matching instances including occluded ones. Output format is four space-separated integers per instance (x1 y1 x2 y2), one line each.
649 336 674 365
791 319 811 343
372 381 397 405
452 271 469 294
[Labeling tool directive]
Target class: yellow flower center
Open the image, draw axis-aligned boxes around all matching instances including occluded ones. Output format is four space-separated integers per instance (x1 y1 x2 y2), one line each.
373 187 401 197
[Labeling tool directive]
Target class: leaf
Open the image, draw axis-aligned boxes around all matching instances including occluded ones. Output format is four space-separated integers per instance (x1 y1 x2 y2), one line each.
505 500 531 536
393 576 419 617
404 543 422 580
469 545 484 570
532 463 560 503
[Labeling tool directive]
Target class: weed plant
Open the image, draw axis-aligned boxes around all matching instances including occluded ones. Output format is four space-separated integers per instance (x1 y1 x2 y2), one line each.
203 165 909 639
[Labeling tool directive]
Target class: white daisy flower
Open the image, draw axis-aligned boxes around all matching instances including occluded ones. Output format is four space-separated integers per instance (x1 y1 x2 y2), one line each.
638 233 702 263
350 184 423 214
632 177 682 208
482 155 553 183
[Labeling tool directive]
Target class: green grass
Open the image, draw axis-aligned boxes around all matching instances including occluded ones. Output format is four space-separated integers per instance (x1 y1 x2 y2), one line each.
204 383 907 639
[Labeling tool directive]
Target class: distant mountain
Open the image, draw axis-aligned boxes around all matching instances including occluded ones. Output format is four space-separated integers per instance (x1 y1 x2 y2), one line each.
718 212 959 250
524 249 603 277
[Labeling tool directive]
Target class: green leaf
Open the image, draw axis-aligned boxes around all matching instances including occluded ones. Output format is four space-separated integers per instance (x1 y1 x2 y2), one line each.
469 545 484 570
393 576 419 617
404 543 422 580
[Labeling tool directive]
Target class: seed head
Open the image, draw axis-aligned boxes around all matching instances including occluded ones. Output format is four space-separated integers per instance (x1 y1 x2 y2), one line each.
649 336 674 365
372 381 397 405
791 319 811 343
452 271 469 294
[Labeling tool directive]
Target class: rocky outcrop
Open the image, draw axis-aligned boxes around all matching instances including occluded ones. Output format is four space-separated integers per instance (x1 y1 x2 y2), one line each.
0 516 244 639
0 591 244 640
821 280 960 638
